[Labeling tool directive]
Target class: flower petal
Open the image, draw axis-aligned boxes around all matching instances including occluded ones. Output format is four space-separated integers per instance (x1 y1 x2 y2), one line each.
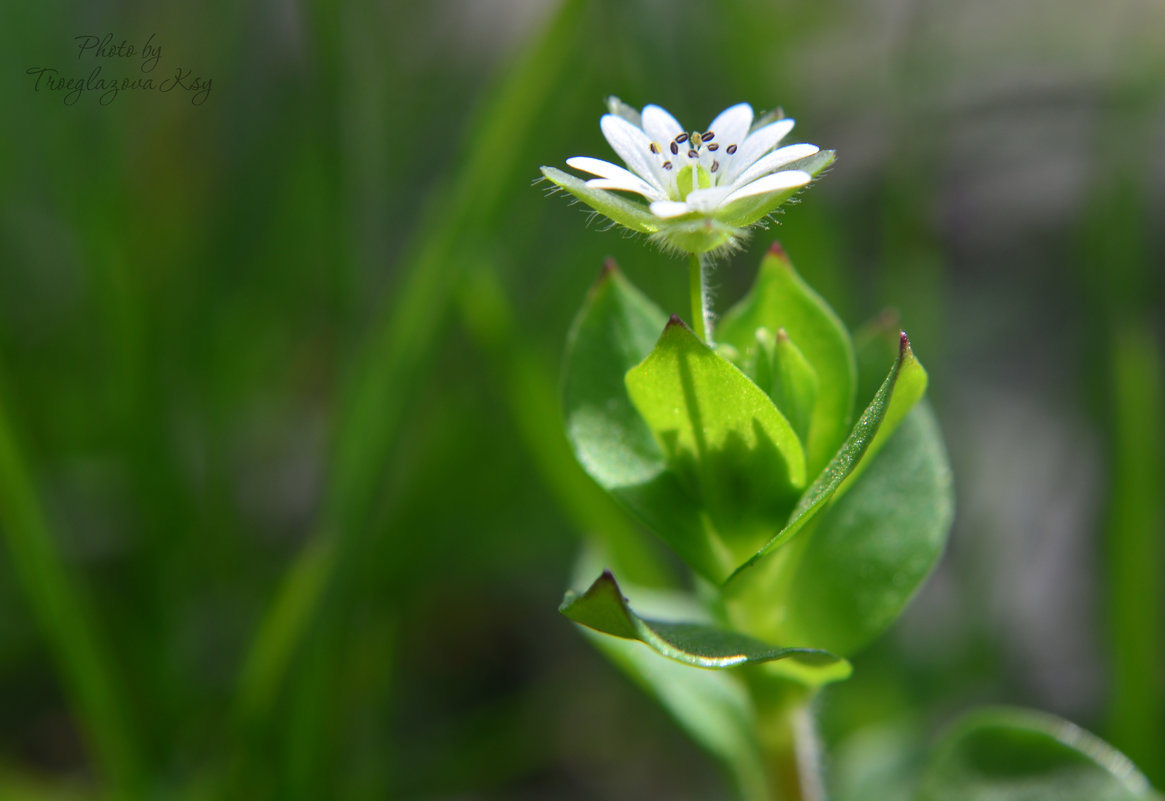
728 144 820 191
721 119 796 183
707 103 753 152
722 169 811 205
600 114 668 194
641 104 684 145
586 178 665 200
683 186 733 212
605 96 642 128
649 200 694 218
568 156 667 199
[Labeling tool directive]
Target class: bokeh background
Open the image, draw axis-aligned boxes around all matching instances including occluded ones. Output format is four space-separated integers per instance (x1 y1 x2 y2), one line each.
1 0 1162 799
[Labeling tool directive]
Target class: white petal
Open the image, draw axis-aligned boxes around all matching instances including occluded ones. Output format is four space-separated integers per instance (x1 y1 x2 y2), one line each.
649 200 693 218
641 104 684 145
600 114 667 193
683 186 733 212
585 178 665 201
728 144 820 190
722 170 811 205
707 103 753 152
568 156 665 199
721 119 796 183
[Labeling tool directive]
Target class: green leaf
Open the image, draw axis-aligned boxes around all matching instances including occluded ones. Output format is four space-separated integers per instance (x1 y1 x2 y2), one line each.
561 265 730 583
717 242 856 478
561 570 849 679
733 402 953 656
853 309 904 410
770 328 819 446
625 318 807 574
724 332 926 587
917 708 1159 801
540 166 662 234
565 550 769 798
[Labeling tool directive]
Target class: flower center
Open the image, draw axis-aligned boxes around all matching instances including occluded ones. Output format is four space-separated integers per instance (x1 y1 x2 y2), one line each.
647 129 741 200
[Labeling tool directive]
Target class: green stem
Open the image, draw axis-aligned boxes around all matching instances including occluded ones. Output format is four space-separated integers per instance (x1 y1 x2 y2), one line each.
745 670 823 801
689 252 712 343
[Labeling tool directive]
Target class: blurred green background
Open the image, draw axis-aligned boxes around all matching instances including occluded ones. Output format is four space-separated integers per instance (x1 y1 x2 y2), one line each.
1 0 1162 799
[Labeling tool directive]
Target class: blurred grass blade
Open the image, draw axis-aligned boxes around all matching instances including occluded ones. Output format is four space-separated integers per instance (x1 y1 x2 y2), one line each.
1105 321 1165 778
0 391 143 799
456 260 673 589
233 0 590 755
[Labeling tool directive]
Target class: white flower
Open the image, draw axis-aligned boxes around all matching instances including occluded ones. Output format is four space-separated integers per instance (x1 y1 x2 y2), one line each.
542 97 833 255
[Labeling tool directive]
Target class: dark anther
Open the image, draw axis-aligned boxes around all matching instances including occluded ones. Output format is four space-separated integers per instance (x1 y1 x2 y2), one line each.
675 133 689 143
687 149 698 158
663 161 673 170
649 142 661 154
670 141 679 155
707 143 719 151
711 160 720 173
703 131 715 141
726 144 738 154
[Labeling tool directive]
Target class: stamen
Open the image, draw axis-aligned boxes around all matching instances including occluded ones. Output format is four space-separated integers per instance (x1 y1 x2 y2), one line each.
688 149 698 159
675 133 689 144
726 144 738 154
670 141 679 155
703 131 715 141
711 160 720 173
707 143 719 151
649 142 661 154
662 161 673 170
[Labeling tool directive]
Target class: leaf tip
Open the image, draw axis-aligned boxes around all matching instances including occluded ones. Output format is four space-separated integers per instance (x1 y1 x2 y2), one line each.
666 313 690 331
767 239 789 260
598 257 619 280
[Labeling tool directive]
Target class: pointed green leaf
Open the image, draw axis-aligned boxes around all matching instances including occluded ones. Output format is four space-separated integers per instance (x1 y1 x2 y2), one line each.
853 309 904 409
565 550 769 798
917 708 1158 801
771 328 819 445
541 166 661 234
561 265 728 582
625 318 807 574
734 402 953 656
725 333 926 587
561 570 849 680
717 242 856 477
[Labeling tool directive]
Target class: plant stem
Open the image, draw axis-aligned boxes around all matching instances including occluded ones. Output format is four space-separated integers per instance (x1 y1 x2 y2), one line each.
746 670 823 801
689 252 712 343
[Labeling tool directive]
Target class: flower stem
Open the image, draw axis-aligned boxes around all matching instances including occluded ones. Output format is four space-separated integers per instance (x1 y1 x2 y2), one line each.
689 252 712 343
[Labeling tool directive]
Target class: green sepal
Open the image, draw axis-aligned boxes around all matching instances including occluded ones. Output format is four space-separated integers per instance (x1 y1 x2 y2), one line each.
561 264 730 583
541 165 661 234
648 214 743 256
719 150 836 228
717 242 856 478
625 317 807 575
561 570 850 678
917 707 1159 801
